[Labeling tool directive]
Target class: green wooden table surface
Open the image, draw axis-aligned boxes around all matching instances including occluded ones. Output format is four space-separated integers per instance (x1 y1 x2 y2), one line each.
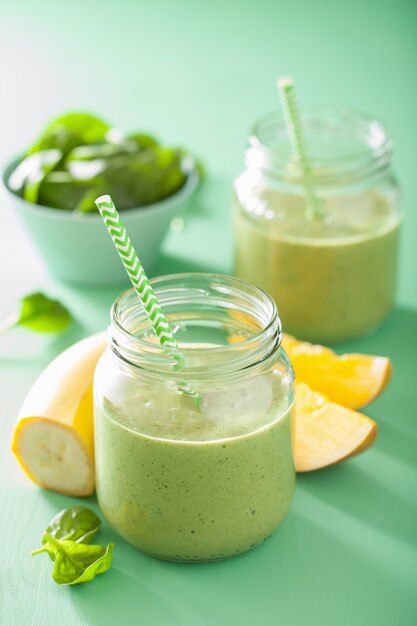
1 1 416 624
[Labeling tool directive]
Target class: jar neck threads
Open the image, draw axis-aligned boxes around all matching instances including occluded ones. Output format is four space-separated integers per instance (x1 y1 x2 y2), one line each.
245 107 393 188
109 273 282 381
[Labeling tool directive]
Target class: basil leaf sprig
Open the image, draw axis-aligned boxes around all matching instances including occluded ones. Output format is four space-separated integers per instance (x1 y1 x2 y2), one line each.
0 292 71 335
32 506 114 586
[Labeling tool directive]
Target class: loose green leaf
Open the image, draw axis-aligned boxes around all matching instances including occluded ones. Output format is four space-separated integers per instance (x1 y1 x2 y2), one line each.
43 507 101 544
36 532 113 586
31 507 114 586
17 292 71 333
29 112 110 157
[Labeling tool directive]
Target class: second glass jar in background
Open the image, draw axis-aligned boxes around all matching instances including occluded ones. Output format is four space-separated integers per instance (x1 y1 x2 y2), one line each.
234 108 401 343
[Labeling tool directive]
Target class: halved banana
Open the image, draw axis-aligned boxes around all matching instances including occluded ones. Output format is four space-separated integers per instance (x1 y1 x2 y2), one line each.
12 333 106 496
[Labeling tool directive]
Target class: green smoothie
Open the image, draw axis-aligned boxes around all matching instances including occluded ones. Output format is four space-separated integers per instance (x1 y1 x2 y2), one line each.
235 190 400 343
94 368 295 561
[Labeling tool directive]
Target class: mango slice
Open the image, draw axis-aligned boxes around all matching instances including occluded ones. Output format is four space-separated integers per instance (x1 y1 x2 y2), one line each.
294 383 377 472
282 334 392 409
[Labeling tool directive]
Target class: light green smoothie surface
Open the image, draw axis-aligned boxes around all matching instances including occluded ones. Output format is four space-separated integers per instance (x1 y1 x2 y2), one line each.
94 366 295 562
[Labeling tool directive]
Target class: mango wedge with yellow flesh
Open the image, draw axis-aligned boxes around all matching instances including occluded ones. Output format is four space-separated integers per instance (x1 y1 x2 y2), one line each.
282 334 392 410
294 383 377 472
12 333 106 496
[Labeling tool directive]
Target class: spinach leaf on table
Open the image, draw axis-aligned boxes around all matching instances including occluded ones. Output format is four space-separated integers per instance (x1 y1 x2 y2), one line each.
0 292 71 336
18 292 71 333
43 506 101 544
31 507 114 586
37 532 113 586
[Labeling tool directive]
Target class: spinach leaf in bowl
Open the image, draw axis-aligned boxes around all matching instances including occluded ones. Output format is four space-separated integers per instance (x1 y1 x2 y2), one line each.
28 112 110 157
127 133 159 151
37 171 103 211
42 146 189 212
63 132 158 165
8 111 197 212
94 146 188 210
8 149 63 203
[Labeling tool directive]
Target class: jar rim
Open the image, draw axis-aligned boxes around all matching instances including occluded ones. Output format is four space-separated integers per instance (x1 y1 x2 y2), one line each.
248 106 393 184
110 273 282 378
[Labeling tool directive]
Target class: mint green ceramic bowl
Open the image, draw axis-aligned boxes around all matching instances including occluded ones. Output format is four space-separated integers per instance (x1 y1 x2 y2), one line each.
2 157 199 286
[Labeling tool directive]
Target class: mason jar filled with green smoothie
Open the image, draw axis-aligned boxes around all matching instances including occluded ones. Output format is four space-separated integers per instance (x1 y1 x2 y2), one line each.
94 273 295 562
234 108 401 343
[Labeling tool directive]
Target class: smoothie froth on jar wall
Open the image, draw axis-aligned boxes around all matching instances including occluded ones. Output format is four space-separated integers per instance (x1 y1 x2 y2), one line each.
234 109 401 343
94 274 295 562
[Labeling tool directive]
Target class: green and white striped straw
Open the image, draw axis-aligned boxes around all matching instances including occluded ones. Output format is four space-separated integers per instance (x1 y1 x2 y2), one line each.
95 194 198 401
277 76 325 219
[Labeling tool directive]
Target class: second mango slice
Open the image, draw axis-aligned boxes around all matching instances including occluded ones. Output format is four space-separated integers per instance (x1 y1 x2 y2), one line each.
294 383 377 472
282 334 392 410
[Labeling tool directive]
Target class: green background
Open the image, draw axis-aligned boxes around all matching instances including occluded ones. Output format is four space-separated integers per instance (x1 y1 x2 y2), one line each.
0 1 416 625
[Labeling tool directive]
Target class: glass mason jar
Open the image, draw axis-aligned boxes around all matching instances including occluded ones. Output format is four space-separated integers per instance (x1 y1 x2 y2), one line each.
94 273 295 562
234 108 401 343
